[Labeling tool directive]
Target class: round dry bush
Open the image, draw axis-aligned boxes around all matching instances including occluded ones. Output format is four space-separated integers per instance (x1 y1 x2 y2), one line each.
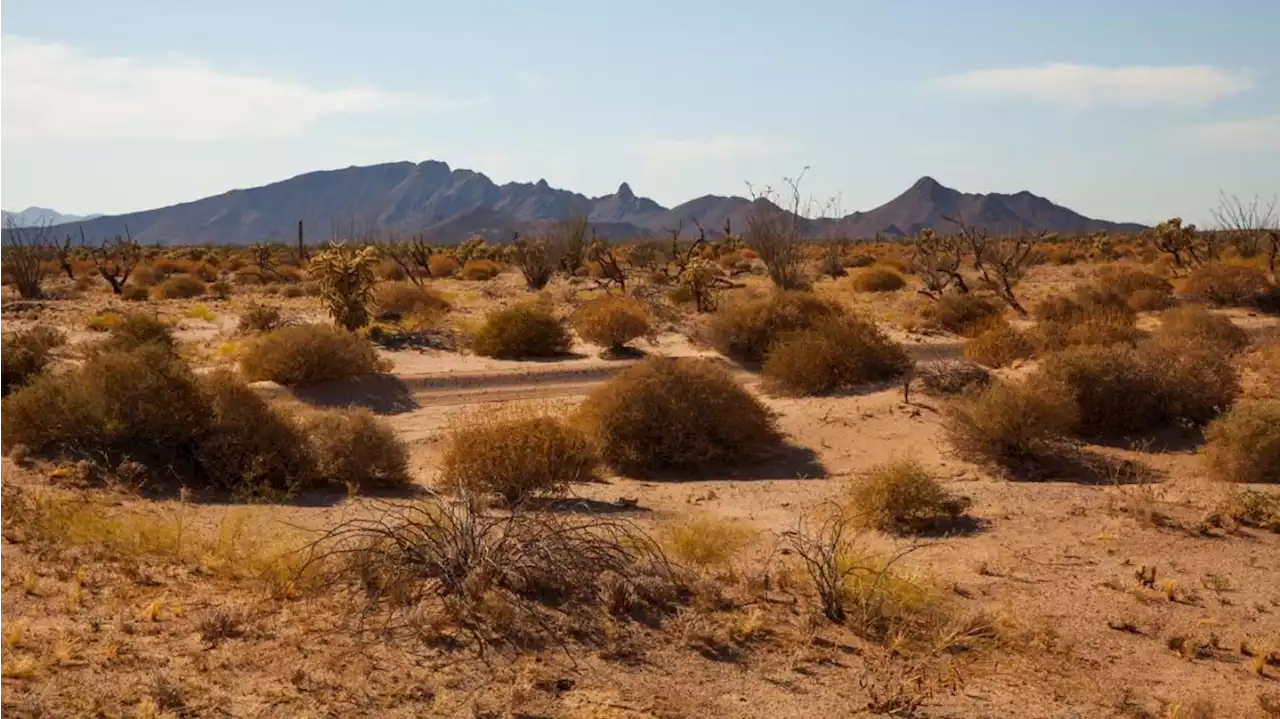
239 324 385 386
575 357 781 473
374 282 451 322
848 459 970 535
707 290 842 364
460 259 502 281
914 293 1002 336
1033 306 1140 352
100 312 176 354
237 304 284 334
847 266 907 293
1096 265 1173 302
942 378 1078 465
1033 341 1239 438
1203 400 1280 484
2 326 66 396
440 407 597 503
428 254 461 278
915 360 991 397
471 304 571 359
152 273 207 300
962 319 1034 368
1182 263 1273 307
1154 305 1249 354
297 406 410 490
572 295 651 353
763 314 911 396
196 370 316 496
1125 288 1175 312
121 284 151 302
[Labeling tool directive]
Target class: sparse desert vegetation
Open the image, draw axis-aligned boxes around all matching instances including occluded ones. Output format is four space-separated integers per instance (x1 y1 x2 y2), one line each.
2 222 1277 718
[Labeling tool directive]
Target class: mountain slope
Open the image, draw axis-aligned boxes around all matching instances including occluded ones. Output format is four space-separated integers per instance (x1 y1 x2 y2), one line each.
2 207 102 227
46 162 1145 245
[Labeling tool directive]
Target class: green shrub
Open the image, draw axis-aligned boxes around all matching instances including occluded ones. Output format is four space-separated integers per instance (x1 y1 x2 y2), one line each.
572 296 651 353
707 291 842 364
847 266 907 293
763 314 911 395
2 326 66 395
962 319 1034 368
1154 305 1249 354
471 305 571 359
152 274 207 300
440 407 597 503
1183 263 1273 307
914 293 1002 336
575 357 780 473
943 378 1078 465
239 324 385 385
1202 400 1280 484
847 459 970 534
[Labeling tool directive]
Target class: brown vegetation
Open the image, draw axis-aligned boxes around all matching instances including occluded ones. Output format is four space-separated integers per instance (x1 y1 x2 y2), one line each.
1 326 65 396
571 295 651 354
962 319 1034 368
470 304 571 359
847 459 970 534
763 314 911 395
1202 400 1280 483
707 290 842 363
847 266 907 293
239 324 385 385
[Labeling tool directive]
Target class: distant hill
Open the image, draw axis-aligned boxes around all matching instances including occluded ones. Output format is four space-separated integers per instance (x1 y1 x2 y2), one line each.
3 207 101 227
43 161 1146 245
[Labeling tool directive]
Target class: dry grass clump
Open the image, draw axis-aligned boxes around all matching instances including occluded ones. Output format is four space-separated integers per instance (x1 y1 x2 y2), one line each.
660 515 756 568
151 274 206 300
373 282 451 323
1202 400 1280 483
1096 265 1175 311
459 258 501 281
962 319 1034 368
237 304 283 333
847 459 970 535
707 290 842 363
2 326 65 395
1212 489 1279 531
1182 262 1273 307
1033 301 1141 352
915 360 991 397
121 284 150 302
575 357 781 473
943 379 1078 465
914 293 1002 336
428 254 460 278
98 312 176 355
847 266 907 293
1033 341 1239 438
295 406 410 490
571 295 651 354
763 314 911 395
439 406 597 503
470 304 571 359
1154 305 1249 353
239 324 385 386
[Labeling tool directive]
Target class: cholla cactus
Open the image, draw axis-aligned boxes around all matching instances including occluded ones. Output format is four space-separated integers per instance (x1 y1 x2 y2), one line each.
679 257 722 312
309 242 379 330
456 235 491 263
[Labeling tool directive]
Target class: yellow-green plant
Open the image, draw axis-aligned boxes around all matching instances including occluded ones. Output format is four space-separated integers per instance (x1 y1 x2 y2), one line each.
309 243 378 330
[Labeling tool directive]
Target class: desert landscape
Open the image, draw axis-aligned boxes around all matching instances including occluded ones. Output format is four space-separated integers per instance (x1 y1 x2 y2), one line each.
2 196 1279 719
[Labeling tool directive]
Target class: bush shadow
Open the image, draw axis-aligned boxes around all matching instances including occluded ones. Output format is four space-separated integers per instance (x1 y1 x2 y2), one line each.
632 443 829 483
1000 446 1164 486
527 496 652 515
291 373 421 415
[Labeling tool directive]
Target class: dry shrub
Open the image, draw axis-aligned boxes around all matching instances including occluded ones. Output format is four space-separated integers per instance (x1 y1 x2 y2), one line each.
237 304 283 333
2 326 65 395
130 265 157 287
1034 305 1140 352
239 324 384 386
459 259 501 281
375 259 406 281
1154 306 1249 354
296 407 410 490
1126 288 1175 312
439 406 596 503
914 293 1002 336
875 255 911 274
848 459 970 535
763 314 911 395
99 312 176 355
373 282 450 323
1033 341 1239 437
1096 265 1174 308
428 254 460 278
575 357 780 473
208 280 232 299
848 266 907 293
1212 489 1279 531
151 274 207 300
943 379 1078 465
121 284 150 302
661 516 756 568
1202 400 1280 483
1183 263 1273 307
707 290 842 363
571 295 651 353
915 360 991 397
470 304 571 359
962 319 1034 368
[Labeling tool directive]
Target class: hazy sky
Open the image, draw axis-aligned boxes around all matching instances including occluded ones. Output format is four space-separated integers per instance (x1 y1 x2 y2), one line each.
2 0 1277 225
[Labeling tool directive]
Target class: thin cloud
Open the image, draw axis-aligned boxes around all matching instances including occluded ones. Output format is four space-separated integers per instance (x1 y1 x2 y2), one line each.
929 63 1252 109
627 135 794 163
1174 114 1280 151
1 36 487 143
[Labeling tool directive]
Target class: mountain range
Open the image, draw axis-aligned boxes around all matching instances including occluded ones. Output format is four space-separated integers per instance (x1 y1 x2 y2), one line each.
30 160 1146 245
2 207 102 228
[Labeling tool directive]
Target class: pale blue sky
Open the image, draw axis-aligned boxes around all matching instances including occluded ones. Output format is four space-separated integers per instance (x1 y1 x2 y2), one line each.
2 0 1277 225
